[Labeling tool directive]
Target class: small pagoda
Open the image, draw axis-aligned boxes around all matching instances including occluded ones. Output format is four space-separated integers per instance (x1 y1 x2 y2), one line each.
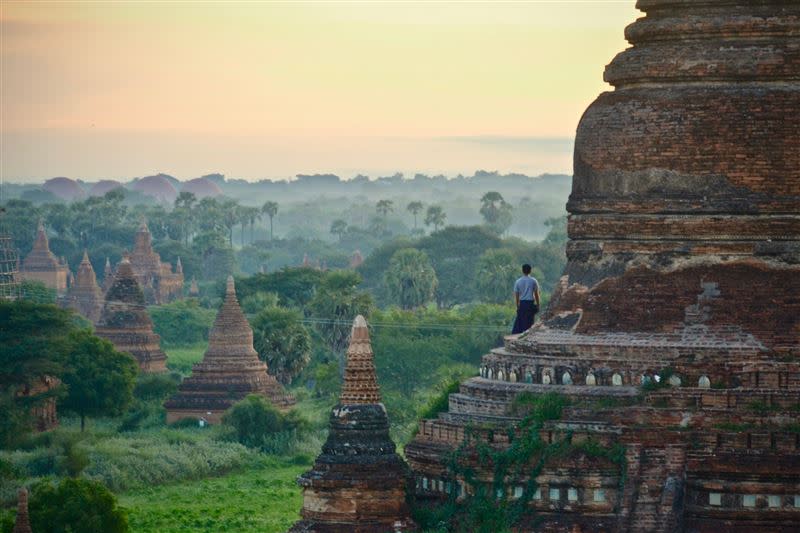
64 250 103 323
95 257 167 372
12 488 32 533
102 257 114 293
127 218 183 304
164 276 294 424
291 315 416 533
21 220 68 295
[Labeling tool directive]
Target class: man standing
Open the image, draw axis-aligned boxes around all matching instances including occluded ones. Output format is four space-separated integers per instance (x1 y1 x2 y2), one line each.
512 264 540 334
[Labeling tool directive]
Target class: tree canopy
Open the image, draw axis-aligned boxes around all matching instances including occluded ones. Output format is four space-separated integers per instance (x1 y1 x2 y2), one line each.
384 248 438 310
29 478 128 533
251 306 312 385
59 330 139 431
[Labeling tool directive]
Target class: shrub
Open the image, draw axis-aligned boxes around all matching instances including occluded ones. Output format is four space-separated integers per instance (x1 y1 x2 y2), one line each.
221 395 308 453
29 477 128 533
419 380 461 420
149 299 215 347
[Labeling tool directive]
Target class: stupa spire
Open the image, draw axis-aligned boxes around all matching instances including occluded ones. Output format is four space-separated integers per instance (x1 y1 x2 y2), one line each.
292 314 416 532
13 488 32 533
339 315 381 405
164 274 294 423
65 249 103 323
21 220 68 294
95 256 168 372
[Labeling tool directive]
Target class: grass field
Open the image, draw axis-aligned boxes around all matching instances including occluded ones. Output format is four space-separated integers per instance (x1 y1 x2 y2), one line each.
120 456 308 533
164 343 207 375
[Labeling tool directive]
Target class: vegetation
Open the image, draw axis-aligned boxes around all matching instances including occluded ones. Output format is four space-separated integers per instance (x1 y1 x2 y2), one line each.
0 174 574 531
59 331 139 431
149 300 216 347
29 477 128 533
384 248 438 309
251 307 312 385
221 396 308 454
120 457 304 533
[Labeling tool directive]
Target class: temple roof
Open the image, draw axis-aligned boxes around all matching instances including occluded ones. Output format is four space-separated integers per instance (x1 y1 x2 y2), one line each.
203 275 259 359
22 221 62 271
339 315 382 405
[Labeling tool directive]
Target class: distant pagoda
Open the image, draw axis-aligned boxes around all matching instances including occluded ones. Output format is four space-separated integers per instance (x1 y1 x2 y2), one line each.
291 316 416 533
164 276 294 424
12 488 32 533
95 257 167 372
21 220 68 295
102 257 114 293
127 218 183 304
64 250 103 323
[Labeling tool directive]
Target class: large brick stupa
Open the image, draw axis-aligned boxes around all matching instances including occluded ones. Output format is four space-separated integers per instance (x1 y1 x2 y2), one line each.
291 315 416 533
64 250 103 323
164 276 294 424
406 1 800 532
95 257 168 373
20 221 68 295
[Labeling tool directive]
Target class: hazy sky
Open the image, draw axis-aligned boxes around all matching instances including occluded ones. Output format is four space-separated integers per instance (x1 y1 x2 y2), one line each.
2 2 639 182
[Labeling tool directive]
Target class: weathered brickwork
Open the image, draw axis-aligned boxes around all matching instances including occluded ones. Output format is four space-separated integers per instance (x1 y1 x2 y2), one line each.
291 317 416 533
164 276 293 424
21 221 68 295
95 258 168 373
405 1 800 531
123 219 183 305
63 250 103 324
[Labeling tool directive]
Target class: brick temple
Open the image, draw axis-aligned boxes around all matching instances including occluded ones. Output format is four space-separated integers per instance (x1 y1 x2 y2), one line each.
12 488 32 533
164 276 294 424
125 218 183 304
63 250 104 323
20 221 68 295
95 257 168 373
291 315 416 533
406 1 800 532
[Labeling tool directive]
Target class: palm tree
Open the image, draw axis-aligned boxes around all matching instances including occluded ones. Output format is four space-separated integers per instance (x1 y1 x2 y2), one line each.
220 198 239 246
424 205 446 232
330 219 347 242
247 207 261 244
376 199 394 219
406 201 423 230
261 201 279 240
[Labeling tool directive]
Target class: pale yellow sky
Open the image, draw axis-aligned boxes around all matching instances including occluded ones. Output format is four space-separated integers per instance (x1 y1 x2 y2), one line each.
1 1 640 182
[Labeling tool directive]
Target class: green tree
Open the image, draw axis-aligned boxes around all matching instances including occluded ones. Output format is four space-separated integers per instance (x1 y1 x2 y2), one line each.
221 395 306 451
406 201 423 230
424 205 447 232
192 230 235 281
376 199 394 219
261 201 279 240
149 299 216 346
330 219 348 242
475 249 519 304
418 226 503 307
251 307 312 385
245 206 262 244
219 198 240 246
29 478 128 533
480 191 514 235
479 191 506 223
60 330 138 431
310 271 373 370
0 301 72 447
234 267 324 309
384 248 438 310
